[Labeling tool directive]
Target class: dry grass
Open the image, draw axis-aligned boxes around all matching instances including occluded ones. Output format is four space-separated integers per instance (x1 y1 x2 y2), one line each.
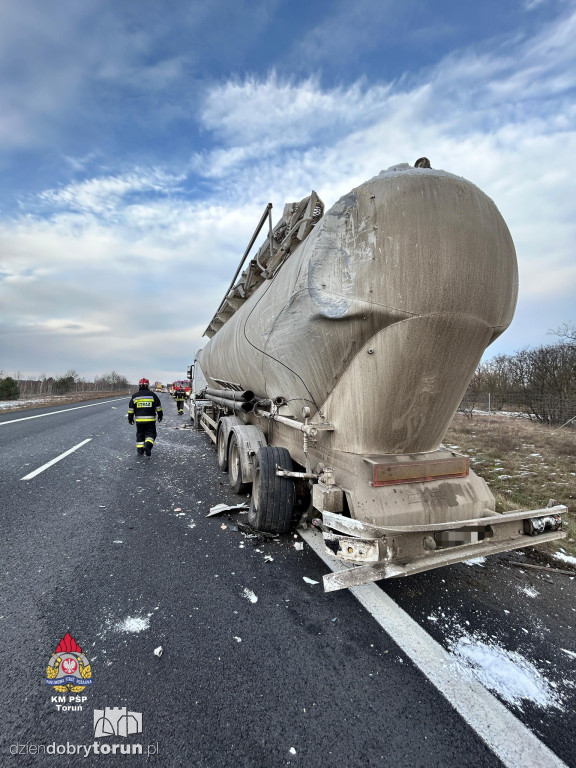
444 413 576 560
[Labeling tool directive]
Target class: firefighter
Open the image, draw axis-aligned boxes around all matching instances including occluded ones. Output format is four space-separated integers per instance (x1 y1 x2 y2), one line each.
174 386 186 415
127 378 163 456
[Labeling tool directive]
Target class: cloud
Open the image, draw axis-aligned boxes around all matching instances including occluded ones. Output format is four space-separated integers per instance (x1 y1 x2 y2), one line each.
34 169 187 215
2 1 575 379
190 6 576 321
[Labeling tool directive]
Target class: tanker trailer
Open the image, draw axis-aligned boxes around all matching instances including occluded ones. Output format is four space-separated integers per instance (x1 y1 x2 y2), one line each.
192 160 566 591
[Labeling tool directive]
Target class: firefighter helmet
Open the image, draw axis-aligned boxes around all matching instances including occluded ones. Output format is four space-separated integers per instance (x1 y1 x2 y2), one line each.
139 378 150 386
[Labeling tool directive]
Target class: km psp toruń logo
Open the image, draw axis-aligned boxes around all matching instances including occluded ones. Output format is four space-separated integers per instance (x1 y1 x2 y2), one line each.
46 632 93 693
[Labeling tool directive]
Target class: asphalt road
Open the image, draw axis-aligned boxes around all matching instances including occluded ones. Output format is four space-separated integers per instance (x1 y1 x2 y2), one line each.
0 395 573 767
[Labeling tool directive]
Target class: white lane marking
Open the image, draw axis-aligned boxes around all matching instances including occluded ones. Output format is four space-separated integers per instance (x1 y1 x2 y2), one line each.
299 527 568 768
21 439 93 480
0 398 127 426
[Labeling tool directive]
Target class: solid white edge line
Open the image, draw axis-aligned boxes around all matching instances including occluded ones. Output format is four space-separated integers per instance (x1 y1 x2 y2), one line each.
299 527 568 768
21 439 93 480
0 398 128 426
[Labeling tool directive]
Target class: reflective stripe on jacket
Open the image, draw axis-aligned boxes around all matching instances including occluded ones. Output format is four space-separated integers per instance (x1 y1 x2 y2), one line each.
128 388 163 422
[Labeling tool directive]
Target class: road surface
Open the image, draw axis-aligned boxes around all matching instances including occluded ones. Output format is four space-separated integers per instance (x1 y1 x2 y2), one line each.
0 395 574 767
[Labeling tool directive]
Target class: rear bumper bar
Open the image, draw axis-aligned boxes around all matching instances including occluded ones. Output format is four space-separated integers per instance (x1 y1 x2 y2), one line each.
320 506 567 592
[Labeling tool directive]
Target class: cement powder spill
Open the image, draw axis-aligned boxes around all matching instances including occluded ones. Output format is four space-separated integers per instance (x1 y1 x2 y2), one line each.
450 636 563 710
115 616 150 633
519 585 540 598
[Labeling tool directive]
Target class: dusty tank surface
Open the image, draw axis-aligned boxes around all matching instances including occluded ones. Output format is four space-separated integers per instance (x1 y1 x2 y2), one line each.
200 162 517 453
193 162 565 590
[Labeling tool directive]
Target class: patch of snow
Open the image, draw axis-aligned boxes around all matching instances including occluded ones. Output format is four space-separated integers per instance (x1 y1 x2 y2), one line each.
0 398 56 410
115 616 150 633
553 551 576 566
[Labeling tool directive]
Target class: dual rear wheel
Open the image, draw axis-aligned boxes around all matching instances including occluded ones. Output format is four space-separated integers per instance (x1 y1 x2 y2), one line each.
247 446 295 535
220 430 309 535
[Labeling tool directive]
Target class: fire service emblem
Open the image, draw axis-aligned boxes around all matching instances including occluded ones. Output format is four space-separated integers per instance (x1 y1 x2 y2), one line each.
46 632 93 693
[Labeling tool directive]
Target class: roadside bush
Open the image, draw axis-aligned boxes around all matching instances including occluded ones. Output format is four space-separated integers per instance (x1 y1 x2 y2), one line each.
52 375 75 394
0 376 20 400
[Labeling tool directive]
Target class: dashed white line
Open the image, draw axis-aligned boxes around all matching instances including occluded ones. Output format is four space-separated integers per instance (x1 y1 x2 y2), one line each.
0 398 127 426
299 527 568 768
21 439 93 480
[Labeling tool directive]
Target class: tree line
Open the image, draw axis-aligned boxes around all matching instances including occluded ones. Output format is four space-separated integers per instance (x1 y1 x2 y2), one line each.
462 323 576 425
0 370 131 400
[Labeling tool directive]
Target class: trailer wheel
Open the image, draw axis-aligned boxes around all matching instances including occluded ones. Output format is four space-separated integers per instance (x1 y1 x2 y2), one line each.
248 447 295 534
217 427 228 471
228 433 250 494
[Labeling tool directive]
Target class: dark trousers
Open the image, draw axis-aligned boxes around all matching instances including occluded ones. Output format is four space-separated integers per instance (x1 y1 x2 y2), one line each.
175 398 185 413
135 421 157 451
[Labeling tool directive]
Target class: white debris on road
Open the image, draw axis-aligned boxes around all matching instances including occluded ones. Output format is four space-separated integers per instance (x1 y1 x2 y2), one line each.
233 636 242 643
242 588 258 603
303 577 319 585
463 557 486 566
561 648 576 660
154 646 163 657
207 502 250 517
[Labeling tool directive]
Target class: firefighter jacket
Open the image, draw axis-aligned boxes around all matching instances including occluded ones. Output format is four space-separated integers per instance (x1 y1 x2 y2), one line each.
128 388 163 423
174 388 186 402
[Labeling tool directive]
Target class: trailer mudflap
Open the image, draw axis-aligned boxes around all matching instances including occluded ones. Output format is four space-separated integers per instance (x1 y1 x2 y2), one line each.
321 506 567 592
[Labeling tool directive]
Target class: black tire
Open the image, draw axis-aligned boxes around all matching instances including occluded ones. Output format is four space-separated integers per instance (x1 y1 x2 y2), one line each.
248 446 295 534
217 426 228 471
228 433 250 494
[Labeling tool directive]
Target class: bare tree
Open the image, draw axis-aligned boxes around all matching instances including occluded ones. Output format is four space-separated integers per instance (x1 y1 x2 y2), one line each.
548 321 576 344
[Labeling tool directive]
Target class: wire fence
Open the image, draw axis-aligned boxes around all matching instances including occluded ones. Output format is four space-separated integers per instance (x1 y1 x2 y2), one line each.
458 392 576 428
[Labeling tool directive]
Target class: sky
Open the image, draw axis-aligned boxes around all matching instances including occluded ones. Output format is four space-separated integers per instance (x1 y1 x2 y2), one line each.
0 0 575 385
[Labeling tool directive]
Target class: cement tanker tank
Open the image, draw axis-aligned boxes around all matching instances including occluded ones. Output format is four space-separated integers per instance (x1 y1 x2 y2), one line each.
192 160 566 591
